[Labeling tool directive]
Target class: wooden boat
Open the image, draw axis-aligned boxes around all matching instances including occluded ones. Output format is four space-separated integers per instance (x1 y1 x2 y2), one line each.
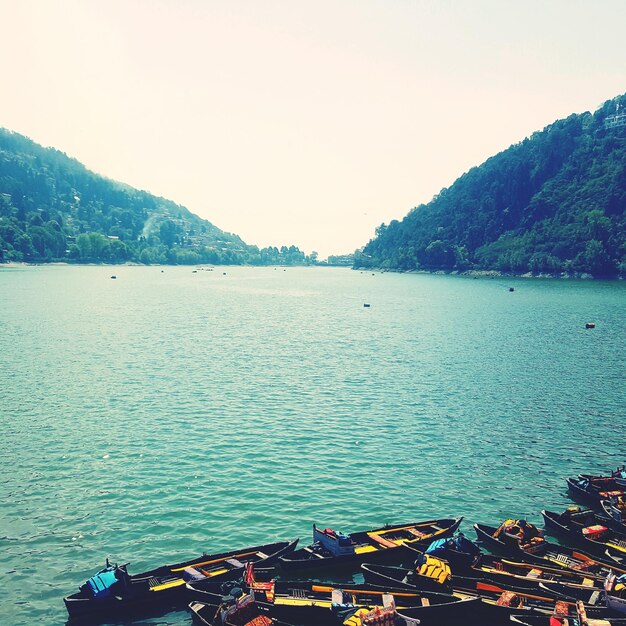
337 598 481 626
333 594 531 626
511 598 626 626
536 579 608 604
605 573 626 615
360 563 615 620
278 517 462 571
541 509 626 562
567 477 626 508
380 547 614 608
579 467 626 486
406 540 610 599
389 597 491 626
63 539 298 621
189 576 466 626
189 599 293 626
467 555 609 593
340 600 518 626
340 604 418 626
512 617 626 626
474 522 626 577
601 497 626 534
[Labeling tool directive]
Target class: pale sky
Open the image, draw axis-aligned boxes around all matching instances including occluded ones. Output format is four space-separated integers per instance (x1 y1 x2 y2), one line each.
1 0 625 258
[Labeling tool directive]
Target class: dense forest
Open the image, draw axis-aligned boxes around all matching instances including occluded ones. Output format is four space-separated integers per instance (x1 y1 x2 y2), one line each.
0 129 314 266
357 94 626 277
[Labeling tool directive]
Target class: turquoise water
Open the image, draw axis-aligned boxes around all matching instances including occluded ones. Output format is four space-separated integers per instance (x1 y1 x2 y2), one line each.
0 265 624 625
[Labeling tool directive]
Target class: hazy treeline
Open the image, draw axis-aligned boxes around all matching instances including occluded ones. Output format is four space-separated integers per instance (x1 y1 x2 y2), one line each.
358 95 626 277
0 129 315 266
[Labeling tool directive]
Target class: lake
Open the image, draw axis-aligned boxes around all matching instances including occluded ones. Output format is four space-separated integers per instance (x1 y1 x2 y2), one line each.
0 265 624 625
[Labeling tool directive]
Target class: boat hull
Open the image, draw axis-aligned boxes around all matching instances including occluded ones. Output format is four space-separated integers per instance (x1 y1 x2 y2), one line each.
541 509 626 564
64 539 297 622
278 517 462 572
474 522 626 575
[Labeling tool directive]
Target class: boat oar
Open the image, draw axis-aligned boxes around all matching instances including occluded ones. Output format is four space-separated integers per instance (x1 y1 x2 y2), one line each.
171 551 258 572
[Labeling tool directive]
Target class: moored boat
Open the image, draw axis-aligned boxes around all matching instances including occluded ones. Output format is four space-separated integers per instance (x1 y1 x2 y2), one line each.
189 598 293 626
474 520 549 558
190 575 464 626
334 591 479 626
541 509 626 562
361 562 615 620
567 477 626 508
467 555 608 592
605 573 626 615
512 617 626 626
474 522 626 576
404 538 605 590
278 517 462 572
391 597 487 626
64 539 298 622
578 467 626 485
536 579 608 604
601 497 626 534
368 547 613 605
511 597 626 626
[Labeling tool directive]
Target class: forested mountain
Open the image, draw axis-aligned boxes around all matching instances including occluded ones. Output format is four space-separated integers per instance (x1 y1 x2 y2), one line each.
357 95 626 277
0 129 313 265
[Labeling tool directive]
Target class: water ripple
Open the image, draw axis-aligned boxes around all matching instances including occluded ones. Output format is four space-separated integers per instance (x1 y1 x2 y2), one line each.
0 267 624 625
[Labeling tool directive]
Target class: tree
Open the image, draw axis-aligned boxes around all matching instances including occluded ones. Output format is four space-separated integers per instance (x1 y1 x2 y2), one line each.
159 219 179 247
75 233 92 259
577 239 614 276
422 240 455 268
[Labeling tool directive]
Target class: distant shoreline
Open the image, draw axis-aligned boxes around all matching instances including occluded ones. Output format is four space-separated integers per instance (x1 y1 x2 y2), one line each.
2 261 623 279
356 267 624 280
0 261 337 269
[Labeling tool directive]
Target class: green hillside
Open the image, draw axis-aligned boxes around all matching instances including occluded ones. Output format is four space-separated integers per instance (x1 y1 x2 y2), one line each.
0 129 311 265
357 95 626 277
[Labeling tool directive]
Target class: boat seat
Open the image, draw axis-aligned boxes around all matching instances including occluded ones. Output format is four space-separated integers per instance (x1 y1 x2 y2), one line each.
368 534 398 548
201 567 228 577
182 567 205 582
149 578 185 592
569 511 593 520
554 554 574 566
226 558 245 568
303 547 325 558
256 552 268 559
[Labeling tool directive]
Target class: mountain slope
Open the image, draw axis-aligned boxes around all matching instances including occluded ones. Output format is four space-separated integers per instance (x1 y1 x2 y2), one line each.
357 94 626 277
0 129 312 265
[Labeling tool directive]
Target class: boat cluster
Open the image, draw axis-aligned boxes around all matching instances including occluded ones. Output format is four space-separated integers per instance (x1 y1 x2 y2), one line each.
64 466 626 626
